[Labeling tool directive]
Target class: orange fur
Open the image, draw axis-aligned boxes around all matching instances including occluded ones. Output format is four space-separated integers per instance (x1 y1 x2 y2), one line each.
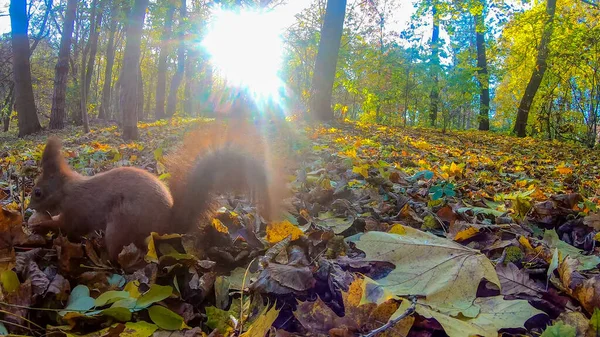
29 125 283 261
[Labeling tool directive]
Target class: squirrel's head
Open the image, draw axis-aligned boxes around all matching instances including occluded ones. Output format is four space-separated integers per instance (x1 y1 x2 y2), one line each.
29 136 71 213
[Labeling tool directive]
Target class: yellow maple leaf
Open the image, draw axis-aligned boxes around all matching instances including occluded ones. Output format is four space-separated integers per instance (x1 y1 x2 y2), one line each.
265 220 303 244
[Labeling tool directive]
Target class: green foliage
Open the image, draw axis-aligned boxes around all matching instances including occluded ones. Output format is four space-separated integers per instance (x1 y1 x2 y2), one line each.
430 182 456 200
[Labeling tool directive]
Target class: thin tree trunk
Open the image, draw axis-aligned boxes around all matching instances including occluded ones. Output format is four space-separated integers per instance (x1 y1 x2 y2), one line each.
429 3 440 127
120 0 149 140
99 1 119 120
49 0 77 129
81 0 102 132
183 48 198 116
144 70 152 119
2 86 14 132
9 0 41 137
155 4 174 120
475 6 490 131
137 64 143 120
166 0 186 117
309 0 347 122
513 0 557 137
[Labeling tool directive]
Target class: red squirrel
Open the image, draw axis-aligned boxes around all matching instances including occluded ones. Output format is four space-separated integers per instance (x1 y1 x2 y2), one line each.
28 126 279 261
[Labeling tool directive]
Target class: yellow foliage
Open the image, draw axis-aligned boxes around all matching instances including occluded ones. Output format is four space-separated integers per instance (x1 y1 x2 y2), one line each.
353 164 370 179
212 219 229 234
265 220 303 244
389 224 407 235
454 227 479 242
518 236 534 252
556 165 573 175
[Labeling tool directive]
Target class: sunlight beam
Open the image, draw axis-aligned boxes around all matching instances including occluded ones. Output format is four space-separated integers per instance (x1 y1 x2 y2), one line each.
201 6 288 111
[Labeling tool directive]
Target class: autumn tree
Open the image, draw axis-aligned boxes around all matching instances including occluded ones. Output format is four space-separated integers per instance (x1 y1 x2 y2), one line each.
309 0 347 122
9 0 41 137
512 0 557 137
49 0 78 129
120 0 149 140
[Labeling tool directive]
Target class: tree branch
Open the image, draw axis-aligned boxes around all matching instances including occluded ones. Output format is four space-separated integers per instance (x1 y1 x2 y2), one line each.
581 0 599 8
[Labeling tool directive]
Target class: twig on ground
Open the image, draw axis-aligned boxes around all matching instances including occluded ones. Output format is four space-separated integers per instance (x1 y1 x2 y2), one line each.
362 296 417 337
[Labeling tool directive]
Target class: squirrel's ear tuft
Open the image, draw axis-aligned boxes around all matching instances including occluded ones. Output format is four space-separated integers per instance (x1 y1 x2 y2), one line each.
41 136 65 173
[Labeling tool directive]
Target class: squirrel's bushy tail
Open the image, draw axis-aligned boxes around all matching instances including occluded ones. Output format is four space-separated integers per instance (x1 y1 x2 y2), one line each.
166 121 283 232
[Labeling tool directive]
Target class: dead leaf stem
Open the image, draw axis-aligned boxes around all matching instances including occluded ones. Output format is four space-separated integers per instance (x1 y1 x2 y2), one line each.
0 309 44 330
0 318 38 336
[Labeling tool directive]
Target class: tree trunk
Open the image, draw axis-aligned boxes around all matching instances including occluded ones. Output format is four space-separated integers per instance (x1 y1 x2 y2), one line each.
137 64 144 120
166 0 186 117
98 1 119 120
9 0 41 137
120 0 149 140
2 87 13 132
183 48 198 116
429 3 440 128
155 4 174 120
513 0 557 137
475 7 490 131
49 0 77 129
309 0 347 122
81 0 103 132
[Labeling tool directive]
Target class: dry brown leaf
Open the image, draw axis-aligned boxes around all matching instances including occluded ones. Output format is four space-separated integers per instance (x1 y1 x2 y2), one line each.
496 262 544 297
53 235 84 274
251 263 315 294
558 256 600 314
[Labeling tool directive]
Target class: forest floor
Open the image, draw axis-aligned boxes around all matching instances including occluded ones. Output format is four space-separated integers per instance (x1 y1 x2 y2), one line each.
0 118 599 337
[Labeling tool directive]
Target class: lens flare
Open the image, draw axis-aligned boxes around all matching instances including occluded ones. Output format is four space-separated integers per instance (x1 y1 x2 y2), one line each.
201 6 288 110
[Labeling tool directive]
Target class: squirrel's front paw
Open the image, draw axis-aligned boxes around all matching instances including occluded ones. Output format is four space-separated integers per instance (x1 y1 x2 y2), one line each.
27 211 54 234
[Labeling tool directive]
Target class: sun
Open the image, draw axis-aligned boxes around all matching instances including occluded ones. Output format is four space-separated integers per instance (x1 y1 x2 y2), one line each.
201 6 287 108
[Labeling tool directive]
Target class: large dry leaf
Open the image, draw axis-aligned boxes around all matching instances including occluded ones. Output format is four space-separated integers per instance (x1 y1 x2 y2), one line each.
348 228 500 316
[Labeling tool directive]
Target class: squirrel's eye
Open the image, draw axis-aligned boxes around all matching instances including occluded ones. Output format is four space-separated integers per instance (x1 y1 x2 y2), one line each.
34 188 42 198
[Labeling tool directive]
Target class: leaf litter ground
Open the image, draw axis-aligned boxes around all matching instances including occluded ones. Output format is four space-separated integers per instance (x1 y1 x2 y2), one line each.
1 118 600 337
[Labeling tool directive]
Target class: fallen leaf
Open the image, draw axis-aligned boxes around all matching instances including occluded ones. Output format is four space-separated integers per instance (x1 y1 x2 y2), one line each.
148 305 189 330
135 284 173 309
265 220 303 243
495 262 544 296
417 295 544 337
347 228 500 317
240 305 280 337
0 269 19 293
251 263 315 295
541 321 576 337
60 284 95 316
558 256 600 314
544 230 600 271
